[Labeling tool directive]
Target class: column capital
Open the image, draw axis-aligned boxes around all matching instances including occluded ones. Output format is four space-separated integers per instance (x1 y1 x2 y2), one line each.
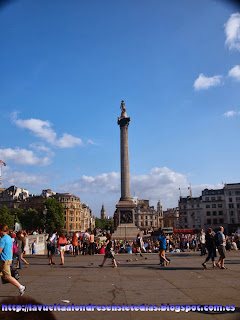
118 116 130 127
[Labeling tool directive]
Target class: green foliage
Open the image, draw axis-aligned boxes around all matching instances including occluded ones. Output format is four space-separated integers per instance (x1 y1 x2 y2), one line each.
0 206 15 229
20 208 40 231
43 198 64 232
95 218 114 230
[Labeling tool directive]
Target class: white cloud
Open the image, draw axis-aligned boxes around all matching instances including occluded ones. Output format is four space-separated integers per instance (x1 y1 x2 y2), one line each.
87 139 97 145
228 65 240 81
29 143 55 157
56 133 83 148
3 171 49 187
0 148 51 166
12 113 83 148
225 13 240 51
223 110 240 117
60 167 223 216
61 172 120 194
194 74 223 91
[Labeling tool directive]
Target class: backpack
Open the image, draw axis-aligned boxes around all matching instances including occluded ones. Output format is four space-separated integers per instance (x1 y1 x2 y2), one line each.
12 241 18 254
214 232 220 247
137 237 141 247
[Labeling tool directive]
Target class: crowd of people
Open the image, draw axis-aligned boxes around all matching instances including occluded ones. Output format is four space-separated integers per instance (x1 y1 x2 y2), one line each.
1 223 240 297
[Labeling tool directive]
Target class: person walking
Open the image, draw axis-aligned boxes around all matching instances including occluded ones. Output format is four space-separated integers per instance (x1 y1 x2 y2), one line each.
82 230 90 255
216 226 227 269
136 233 144 257
12 232 23 269
158 230 170 267
58 232 67 265
0 224 26 295
17 232 29 267
72 232 78 257
89 231 95 255
201 228 216 269
199 229 206 256
99 233 117 268
49 231 57 265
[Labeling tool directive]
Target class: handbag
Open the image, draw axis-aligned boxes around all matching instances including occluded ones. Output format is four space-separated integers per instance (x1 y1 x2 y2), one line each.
13 241 18 254
1 268 20 284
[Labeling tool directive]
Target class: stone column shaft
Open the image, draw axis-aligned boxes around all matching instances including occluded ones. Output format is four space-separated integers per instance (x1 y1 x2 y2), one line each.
120 124 131 200
118 116 131 201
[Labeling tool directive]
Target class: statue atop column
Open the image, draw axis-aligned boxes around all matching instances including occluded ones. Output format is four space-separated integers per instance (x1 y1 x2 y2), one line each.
120 100 127 117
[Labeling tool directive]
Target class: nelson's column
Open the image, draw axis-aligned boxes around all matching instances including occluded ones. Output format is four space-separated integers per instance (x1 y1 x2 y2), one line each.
113 100 138 239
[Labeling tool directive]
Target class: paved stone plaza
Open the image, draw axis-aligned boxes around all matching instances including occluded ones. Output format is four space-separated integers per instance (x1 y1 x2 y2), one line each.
0 251 239 320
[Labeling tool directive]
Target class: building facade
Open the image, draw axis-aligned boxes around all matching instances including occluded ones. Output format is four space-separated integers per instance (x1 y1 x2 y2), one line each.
202 188 227 232
178 196 203 230
0 185 28 209
224 183 240 233
135 199 161 230
163 207 179 229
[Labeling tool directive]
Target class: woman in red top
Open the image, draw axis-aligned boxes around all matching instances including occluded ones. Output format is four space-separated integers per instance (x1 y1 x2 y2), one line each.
58 232 67 265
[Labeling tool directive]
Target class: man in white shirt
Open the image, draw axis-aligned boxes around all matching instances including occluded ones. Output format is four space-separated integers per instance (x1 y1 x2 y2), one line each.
199 229 206 256
216 226 226 269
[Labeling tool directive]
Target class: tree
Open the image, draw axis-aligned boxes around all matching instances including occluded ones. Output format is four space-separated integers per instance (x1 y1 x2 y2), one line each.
43 198 64 232
95 218 114 230
0 206 15 229
20 208 40 231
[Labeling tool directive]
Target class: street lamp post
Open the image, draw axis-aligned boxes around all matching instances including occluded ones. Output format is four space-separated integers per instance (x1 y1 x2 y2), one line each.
11 212 18 231
43 206 48 233
14 212 17 230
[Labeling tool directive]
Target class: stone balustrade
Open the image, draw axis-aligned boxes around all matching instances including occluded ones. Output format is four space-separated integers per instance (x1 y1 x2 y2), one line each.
24 234 48 254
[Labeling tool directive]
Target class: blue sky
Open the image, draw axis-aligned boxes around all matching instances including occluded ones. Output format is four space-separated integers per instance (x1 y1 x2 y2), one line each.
0 0 240 217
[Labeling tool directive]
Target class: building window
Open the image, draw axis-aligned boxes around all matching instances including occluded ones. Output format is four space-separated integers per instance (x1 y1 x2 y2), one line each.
207 219 211 224
229 204 234 209
207 211 211 216
231 211 234 216
236 197 240 202
229 198 232 203
212 204 216 208
205 197 209 201
219 218 224 223
213 218 218 224
213 211 217 216
146 216 148 220
145 221 148 226
218 204 222 208
206 204 210 208
235 191 240 195
184 218 187 223
228 191 232 196
217 196 221 200
219 211 223 215
211 197 215 201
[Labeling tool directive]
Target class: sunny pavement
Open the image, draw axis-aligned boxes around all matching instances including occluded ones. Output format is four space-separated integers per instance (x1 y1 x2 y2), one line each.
0 251 239 320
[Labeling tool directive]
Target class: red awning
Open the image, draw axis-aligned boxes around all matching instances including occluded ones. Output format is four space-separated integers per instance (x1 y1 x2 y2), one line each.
173 229 194 234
